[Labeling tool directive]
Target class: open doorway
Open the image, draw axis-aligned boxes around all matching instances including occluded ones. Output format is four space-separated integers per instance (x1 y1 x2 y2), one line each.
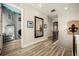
53 22 58 41
1 3 22 55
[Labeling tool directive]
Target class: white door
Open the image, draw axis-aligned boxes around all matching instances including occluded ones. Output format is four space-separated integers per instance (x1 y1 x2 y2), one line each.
0 4 3 54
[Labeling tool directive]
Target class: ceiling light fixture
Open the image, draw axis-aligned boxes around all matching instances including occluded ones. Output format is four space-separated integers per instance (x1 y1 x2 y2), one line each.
64 7 68 10
38 4 42 7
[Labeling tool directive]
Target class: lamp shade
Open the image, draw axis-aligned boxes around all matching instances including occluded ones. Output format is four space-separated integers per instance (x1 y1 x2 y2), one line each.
67 20 79 35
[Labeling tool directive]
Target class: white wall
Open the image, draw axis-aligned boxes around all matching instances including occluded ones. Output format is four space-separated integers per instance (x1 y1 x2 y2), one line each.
58 5 79 50
52 17 58 23
76 35 79 55
47 17 53 37
13 3 49 47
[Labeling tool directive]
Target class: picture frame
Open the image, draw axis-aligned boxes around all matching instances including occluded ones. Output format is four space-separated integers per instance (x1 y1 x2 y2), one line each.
27 21 33 28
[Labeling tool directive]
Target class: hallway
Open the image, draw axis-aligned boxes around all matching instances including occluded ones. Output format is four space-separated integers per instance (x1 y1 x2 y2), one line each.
2 38 72 56
0 3 79 56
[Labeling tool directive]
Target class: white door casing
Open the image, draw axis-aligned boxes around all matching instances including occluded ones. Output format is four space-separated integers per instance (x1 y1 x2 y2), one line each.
0 4 2 54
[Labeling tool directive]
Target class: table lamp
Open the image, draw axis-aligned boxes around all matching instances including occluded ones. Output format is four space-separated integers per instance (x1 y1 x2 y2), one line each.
68 21 79 56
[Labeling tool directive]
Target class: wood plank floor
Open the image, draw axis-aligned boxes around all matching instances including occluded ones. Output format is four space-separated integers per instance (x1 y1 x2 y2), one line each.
1 39 21 55
1 38 72 56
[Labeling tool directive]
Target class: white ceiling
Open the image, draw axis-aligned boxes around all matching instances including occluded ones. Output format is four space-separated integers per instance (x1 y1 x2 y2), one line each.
29 3 79 18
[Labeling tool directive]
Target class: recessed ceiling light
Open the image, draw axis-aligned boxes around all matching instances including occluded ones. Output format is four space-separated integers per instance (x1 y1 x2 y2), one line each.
38 4 42 7
64 7 68 10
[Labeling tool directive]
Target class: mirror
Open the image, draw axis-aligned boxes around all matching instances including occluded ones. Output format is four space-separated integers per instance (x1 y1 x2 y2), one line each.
3 25 15 42
35 16 44 38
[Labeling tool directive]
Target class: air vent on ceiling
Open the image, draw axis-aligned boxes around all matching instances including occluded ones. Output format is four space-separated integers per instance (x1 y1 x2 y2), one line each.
51 9 56 12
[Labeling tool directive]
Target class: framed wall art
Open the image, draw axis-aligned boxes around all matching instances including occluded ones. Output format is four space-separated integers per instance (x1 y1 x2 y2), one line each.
27 21 33 28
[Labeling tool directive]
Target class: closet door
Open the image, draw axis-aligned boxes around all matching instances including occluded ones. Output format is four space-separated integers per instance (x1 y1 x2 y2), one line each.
0 4 3 54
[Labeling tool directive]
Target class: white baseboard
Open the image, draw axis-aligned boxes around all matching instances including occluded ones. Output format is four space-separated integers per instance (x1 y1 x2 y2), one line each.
23 38 48 48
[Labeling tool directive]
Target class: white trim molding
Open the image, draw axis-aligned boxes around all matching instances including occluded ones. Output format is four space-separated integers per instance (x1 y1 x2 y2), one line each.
23 38 48 48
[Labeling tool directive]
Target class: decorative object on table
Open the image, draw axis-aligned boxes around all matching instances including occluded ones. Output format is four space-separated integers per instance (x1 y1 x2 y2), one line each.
27 21 33 28
35 16 44 38
44 24 47 29
68 24 78 56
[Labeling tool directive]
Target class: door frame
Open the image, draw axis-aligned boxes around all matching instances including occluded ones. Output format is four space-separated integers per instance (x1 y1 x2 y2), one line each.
3 3 24 48
53 21 58 40
0 4 3 54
